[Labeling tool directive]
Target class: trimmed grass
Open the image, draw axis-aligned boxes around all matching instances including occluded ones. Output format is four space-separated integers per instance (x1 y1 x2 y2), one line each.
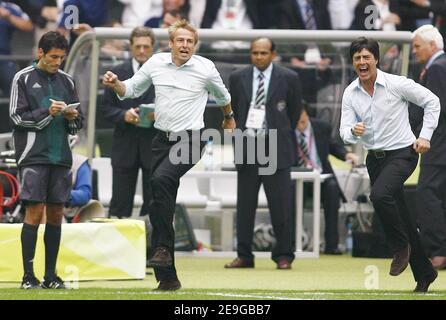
1 255 445 300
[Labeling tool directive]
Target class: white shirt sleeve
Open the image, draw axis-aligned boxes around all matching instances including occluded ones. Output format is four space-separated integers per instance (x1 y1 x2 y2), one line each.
119 59 153 100
395 77 440 141
205 62 231 106
340 89 360 144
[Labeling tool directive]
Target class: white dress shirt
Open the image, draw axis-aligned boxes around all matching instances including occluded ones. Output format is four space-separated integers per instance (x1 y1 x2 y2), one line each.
340 69 440 150
121 52 231 132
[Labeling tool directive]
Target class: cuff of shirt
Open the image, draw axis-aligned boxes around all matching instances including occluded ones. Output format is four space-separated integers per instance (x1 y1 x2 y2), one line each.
419 127 434 141
117 80 130 101
341 128 360 144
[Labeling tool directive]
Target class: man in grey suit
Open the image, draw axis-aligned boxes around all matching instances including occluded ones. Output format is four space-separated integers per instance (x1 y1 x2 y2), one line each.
224 38 302 270
412 24 446 270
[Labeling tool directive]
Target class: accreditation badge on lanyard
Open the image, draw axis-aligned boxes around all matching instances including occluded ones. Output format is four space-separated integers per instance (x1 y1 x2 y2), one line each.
245 103 266 129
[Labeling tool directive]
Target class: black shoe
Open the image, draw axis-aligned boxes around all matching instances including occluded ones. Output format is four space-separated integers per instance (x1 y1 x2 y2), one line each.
154 279 182 291
224 257 254 268
389 244 411 276
148 247 173 268
414 270 438 293
42 276 66 289
20 274 41 290
324 248 343 255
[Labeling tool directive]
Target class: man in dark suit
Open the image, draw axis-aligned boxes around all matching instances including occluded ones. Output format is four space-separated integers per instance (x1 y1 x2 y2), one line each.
224 37 302 270
412 24 446 269
102 27 156 218
276 0 331 30
293 105 359 254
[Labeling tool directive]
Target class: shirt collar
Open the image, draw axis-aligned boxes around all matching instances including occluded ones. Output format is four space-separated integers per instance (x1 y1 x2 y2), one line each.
132 58 141 74
426 50 445 69
355 68 386 90
167 54 195 67
253 63 273 80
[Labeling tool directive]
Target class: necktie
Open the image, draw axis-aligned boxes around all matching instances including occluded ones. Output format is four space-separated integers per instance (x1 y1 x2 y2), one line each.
304 0 317 30
297 132 310 167
254 72 265 109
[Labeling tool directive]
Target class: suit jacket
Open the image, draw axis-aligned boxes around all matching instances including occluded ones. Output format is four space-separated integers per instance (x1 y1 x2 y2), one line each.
229 63 302 170
102 60 156 168
413 53 446 166
200 0 262 28
277 0 332 30
293 118 348 201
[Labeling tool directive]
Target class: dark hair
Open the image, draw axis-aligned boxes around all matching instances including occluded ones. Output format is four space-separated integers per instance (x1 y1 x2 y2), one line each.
38 31 68 54
349 37 380 63
251 37 276 53
130 26 156 46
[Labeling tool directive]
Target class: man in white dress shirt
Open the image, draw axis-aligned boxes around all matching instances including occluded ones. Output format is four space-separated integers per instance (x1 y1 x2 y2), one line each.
340 37 440 292
103 19 235 291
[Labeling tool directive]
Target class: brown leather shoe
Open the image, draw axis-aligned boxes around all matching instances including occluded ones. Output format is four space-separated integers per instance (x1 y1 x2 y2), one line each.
224 257 254 268
389 244 411 276
414 270 438 293
154 279 181 291
276 258 292 270
147 247 172 268
431 256 446 270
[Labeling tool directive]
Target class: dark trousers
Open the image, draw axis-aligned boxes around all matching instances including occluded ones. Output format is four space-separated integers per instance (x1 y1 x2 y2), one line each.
109 165 152 218
148 130 204 282
366 146 434 281
416 165 446 257
236 165 294 263
290 177 341 251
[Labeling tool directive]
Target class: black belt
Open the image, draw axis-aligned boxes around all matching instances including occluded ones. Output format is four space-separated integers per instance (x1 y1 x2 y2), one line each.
368 146 411 159
159 129 203 140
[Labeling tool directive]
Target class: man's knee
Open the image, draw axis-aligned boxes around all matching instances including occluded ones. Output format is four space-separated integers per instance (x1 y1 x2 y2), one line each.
46 203 64 225
369 188 392 205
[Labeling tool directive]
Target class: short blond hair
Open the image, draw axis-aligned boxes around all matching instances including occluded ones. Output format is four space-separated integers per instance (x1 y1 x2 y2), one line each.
168 19 198 44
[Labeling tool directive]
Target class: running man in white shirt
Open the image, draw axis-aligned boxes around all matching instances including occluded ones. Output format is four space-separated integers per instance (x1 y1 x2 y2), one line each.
103 19 235 291
340 37 440 293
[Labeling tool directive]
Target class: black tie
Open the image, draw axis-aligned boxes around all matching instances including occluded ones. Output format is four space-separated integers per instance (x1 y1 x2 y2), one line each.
297 132 310 167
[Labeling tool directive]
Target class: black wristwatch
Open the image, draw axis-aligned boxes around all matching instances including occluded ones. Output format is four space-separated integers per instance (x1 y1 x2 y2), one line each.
224 111 234 120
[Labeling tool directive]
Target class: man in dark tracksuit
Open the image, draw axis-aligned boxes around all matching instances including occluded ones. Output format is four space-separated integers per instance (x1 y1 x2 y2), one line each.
102 27 156 219
9 31 82 290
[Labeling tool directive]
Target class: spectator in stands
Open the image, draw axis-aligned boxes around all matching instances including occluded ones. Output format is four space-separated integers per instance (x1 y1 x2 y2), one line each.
275 0 332 104
10 31 82 290
102 20 234 291
200 0 263 51
293 104 359 255
350 0 401 31
411 0 446 40
102 27 156 219
328 0 359 30
412 25 446 270
0 1 33 96
394 0 431 32
58 0 108 47
118 0 162 28
187 0 206 27
224 37 302 270
145 0 188 29
11 1 62 54
340 37 439 292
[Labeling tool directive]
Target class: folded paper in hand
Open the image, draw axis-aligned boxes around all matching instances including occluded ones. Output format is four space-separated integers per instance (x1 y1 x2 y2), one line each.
137 103 155 128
